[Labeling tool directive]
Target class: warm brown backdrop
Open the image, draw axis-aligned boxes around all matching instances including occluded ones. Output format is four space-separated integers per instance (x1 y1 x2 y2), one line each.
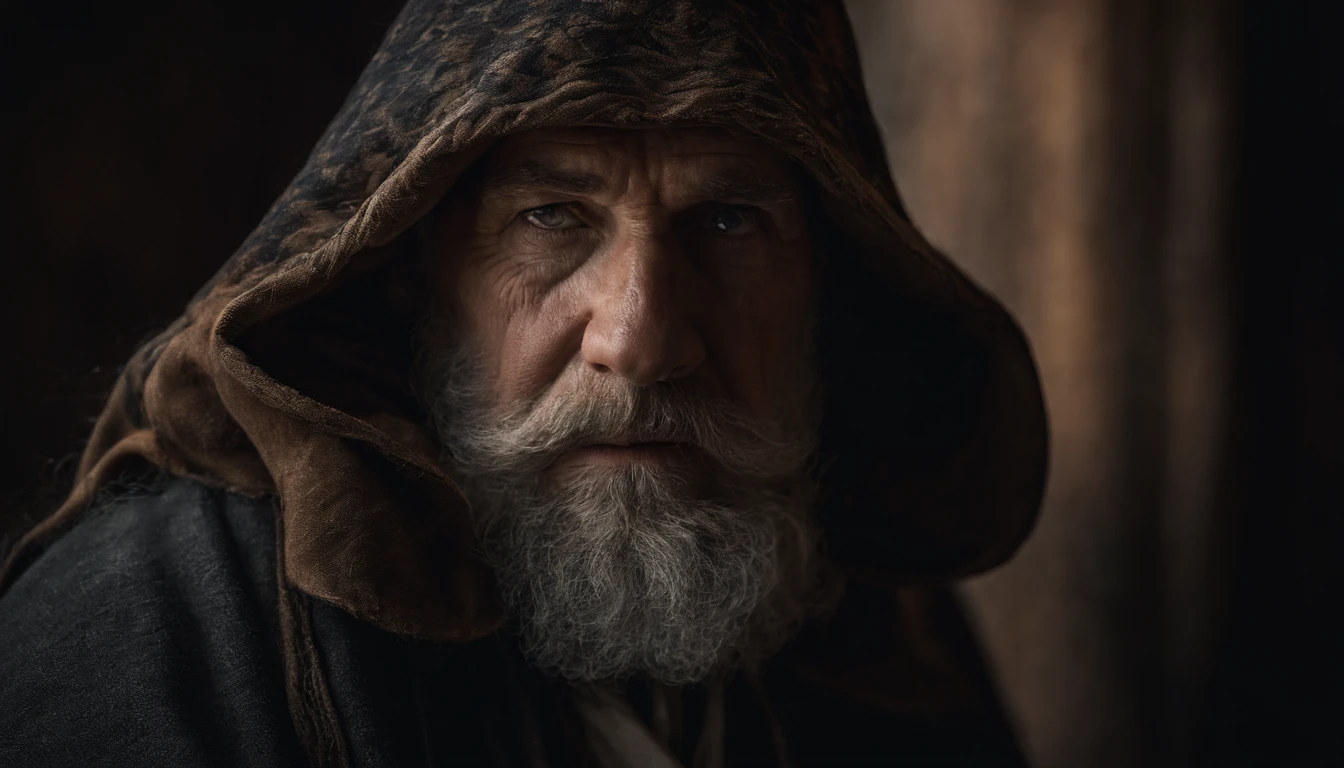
1 1 1335 765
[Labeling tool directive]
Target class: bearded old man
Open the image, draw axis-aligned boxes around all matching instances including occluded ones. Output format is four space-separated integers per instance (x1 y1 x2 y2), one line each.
0 1 1047 766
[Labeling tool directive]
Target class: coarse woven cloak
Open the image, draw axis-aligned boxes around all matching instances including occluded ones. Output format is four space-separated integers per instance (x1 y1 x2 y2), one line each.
3 0 1048 644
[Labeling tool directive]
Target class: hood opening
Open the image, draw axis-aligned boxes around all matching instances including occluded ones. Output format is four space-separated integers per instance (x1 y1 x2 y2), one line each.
2 0 1047 645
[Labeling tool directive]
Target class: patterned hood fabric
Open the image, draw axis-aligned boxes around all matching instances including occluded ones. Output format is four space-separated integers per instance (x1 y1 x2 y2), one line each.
5 0 1046 644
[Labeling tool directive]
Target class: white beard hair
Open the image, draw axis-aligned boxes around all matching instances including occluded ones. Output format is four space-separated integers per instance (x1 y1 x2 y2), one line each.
417 317 831 684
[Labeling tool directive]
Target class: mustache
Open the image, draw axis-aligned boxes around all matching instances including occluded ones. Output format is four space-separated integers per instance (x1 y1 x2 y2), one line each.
494 379 741 451
438 364 814 484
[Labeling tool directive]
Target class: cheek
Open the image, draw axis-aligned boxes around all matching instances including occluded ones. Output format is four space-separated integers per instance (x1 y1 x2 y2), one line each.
453 256 588 409
493 293 584 406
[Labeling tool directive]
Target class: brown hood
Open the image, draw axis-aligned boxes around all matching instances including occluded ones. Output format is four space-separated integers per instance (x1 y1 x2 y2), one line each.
4 0 1047 642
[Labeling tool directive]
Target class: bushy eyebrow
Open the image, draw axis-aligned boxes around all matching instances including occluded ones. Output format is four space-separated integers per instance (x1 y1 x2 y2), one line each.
480 158 801 206
695 167 800 207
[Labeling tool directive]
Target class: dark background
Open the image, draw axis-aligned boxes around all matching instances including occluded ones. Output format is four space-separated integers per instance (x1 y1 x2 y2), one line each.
0 1 1336 765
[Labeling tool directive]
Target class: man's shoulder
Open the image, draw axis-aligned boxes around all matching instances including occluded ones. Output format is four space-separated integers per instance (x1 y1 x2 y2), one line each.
0 476 300 768
2 475 279 621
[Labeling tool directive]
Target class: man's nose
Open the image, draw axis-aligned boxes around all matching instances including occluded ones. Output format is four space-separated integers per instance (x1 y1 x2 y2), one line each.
580 230 706 386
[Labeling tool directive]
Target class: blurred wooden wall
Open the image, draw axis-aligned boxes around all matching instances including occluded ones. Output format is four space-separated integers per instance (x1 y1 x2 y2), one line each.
847 0 1335 765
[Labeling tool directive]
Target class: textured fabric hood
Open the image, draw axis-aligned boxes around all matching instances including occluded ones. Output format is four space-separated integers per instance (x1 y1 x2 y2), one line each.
4 0 1048 643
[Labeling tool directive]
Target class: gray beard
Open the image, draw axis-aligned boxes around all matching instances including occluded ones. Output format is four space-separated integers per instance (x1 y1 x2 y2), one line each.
419 325 826 684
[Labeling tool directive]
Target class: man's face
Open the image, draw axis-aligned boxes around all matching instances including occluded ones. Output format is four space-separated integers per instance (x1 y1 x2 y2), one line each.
420 126 824 683
437 126 813 441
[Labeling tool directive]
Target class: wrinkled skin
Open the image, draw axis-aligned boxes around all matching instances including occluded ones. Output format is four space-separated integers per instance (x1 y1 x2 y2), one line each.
420 125 826 684
430 126 815 460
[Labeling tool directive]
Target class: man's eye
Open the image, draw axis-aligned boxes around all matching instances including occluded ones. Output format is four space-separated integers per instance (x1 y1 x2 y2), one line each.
700 208 760 235
522 204 582 231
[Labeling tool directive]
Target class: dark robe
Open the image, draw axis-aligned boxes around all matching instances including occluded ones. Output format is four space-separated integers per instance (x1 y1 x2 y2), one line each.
2 478 1026 766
